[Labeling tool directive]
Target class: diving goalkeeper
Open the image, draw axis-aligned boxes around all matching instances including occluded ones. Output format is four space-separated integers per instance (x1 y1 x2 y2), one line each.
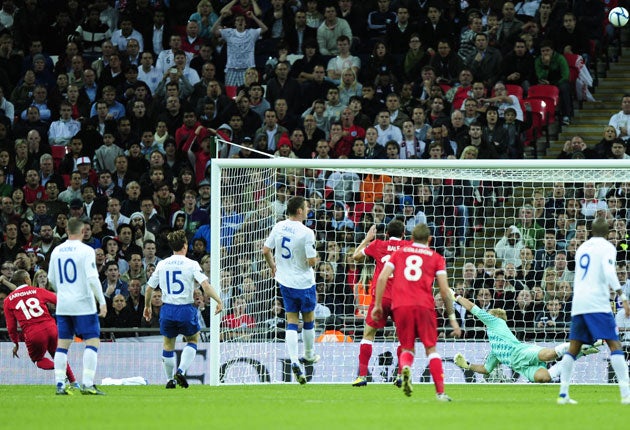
451 293 602 383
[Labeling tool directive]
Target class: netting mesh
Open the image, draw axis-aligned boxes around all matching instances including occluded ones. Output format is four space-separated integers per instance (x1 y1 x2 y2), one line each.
212 158 627 383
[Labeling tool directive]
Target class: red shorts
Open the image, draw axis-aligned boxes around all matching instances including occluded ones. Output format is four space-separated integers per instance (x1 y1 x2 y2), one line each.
392 306 437 350
366 297 394 329
24 324 58 362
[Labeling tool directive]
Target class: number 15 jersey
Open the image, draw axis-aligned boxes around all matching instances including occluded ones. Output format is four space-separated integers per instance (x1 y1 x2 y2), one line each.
264 220 317 289
385 243 446 310
147 255 208 305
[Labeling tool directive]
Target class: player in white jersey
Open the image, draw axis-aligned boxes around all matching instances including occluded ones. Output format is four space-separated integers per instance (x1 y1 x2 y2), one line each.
557 217 630 405
144 230 222 389
263 196 320 384
50 218 107 396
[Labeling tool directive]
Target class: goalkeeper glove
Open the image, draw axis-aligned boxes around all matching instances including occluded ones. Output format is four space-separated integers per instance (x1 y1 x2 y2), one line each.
448 288 457 302
454 353 470 370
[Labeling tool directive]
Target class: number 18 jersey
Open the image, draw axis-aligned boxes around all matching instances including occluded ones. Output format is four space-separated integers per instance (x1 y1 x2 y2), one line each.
385 243 446 310
147 254 208 305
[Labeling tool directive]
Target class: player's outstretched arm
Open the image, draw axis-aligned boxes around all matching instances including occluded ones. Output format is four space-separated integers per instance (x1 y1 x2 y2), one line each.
453 292 475 312
454 353 489 375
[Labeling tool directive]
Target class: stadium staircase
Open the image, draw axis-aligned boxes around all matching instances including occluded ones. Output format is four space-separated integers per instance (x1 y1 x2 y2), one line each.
455 36 630 267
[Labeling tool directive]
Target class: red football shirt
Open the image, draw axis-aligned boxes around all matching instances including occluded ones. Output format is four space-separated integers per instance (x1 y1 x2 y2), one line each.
385 243 446 310
3 286 57 344
364 237 413 299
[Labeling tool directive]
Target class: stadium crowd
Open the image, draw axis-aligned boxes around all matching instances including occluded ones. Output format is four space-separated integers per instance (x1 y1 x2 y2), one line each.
0 0 629 344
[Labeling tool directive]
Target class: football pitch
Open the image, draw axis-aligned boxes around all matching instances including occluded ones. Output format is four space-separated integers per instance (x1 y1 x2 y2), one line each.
2 384 627 430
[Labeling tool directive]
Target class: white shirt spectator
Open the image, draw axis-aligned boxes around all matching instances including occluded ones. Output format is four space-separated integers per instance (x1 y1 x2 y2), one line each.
375 124 403 146
0 95 14 123
220 28 262 70
156 49 193 74
48 118 81 146
609 110 630 141
137 65 162 95
111 29 144 52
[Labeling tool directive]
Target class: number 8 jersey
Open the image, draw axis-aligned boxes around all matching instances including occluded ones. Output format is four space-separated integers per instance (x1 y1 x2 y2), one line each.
147 255 208 305
385 243 446 310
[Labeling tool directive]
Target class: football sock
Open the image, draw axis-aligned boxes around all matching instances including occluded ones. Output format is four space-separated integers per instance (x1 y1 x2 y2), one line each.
554 342 570 358
548 363 561 380
396 345 403 375
162 350 176 380
559 352 576 397
178 343 198 374
83 345 98 387
302 321 315 359
54 348 68 386
286 324 299 364
399 350 414 369
358 340 373 376
428 353 445 394
36 357 54 370
610 351 630 398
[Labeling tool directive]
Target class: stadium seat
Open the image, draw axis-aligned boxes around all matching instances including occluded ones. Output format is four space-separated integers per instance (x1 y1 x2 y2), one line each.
225 85 237 99
524 99 548 156
51 146 67 170
504 84 524 99
527 84 558 126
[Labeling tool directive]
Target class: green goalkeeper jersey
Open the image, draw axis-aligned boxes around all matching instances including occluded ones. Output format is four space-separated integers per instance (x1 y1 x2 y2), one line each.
471 305 521 370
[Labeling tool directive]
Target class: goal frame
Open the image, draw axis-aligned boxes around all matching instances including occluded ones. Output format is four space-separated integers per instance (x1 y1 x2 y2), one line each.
208 157 630 385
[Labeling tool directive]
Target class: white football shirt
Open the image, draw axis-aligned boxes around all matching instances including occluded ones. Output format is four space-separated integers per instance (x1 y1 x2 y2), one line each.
572 237 621 316
49 240 101 316
264 220 317 289
147 255 208 305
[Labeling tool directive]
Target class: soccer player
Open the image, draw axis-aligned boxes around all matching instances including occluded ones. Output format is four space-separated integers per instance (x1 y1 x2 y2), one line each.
451 293 602 383
351 221 412 387
4 270 79 389
557 217 630 404
372 223 461 399
144 230 223 389
50 218 108 395
263 196 320 384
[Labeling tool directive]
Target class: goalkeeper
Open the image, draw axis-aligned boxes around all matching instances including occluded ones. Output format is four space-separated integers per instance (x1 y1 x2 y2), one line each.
451 293 602 383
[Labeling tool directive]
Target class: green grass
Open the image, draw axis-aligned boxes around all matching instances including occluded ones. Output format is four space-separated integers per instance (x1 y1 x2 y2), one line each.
2 384 627 430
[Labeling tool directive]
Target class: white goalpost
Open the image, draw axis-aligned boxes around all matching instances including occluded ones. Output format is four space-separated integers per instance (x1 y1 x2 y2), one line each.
208 157 630 385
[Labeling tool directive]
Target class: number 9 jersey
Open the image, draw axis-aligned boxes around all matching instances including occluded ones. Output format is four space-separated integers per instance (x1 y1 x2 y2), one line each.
147 255 208 305
572 236 621 316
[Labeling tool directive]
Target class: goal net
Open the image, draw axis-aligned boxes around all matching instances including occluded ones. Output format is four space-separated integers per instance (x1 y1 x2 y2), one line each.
208 157 629 385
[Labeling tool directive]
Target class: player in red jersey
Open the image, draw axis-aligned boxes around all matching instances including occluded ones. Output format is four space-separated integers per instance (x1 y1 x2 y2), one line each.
3 270 78 389
372 223 461 400
351 220 412 387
